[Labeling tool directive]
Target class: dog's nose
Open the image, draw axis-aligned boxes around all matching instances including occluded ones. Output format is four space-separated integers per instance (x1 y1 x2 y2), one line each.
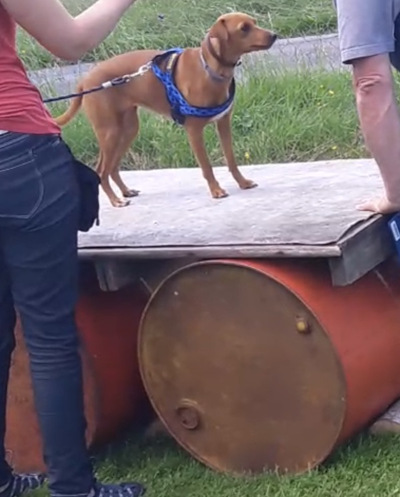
270 33 278 43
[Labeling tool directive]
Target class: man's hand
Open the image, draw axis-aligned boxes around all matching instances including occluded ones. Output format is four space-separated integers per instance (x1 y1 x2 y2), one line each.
357 195 400 214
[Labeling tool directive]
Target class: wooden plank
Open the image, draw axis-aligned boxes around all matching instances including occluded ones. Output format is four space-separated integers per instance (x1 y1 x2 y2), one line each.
328 216 395 286
78 160 383 252
76 159 393 285
93 259 142 292
85 216 393 288
91 258 199 292
79 243 342 259
139 258 200 292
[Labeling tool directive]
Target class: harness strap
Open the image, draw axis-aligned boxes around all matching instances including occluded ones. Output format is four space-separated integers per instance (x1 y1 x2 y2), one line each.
151 47 236 125
166 51 179 72
164 51 183 124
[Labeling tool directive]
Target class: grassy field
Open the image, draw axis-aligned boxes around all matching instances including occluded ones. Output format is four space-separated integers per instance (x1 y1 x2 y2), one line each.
34 431 400 497
50 68 368 168
18 0 337 70
18 0 351 167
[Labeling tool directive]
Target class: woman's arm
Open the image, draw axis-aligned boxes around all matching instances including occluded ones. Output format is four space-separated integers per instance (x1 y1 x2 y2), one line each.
0 0 136 61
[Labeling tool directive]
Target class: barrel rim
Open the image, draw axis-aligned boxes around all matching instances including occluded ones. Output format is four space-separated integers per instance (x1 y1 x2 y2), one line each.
137 258 348 475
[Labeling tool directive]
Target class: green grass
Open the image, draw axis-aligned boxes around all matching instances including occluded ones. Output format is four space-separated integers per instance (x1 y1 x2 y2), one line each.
47 68 368 169
17 0 337 70
34 431 400 497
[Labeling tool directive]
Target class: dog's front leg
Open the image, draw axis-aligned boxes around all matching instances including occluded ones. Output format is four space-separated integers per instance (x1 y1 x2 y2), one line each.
185 123 228 198
216 113 257 190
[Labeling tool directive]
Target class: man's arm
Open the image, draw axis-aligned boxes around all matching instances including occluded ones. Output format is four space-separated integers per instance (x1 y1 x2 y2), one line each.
0 0 136 61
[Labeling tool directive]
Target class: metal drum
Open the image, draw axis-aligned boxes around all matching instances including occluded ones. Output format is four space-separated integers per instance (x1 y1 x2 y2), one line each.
6 264 151 472
138 258 400 475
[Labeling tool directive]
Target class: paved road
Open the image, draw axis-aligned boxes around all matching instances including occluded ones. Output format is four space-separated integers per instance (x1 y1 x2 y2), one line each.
28 33 345 100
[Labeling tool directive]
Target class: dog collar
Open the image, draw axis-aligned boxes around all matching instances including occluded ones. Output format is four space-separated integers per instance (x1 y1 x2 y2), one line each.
199 49 231 83
205 34 241 68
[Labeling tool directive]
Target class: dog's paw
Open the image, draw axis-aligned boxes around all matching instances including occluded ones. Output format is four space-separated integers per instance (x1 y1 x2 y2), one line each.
211 187 229 199
239 179 258 190
112 197 131 208
123 189 140 198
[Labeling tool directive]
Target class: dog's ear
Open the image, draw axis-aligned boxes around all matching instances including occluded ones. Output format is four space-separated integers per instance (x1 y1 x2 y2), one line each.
207 18 229 56
208 18 229 42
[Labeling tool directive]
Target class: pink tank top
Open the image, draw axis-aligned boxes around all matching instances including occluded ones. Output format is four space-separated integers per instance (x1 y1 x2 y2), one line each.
0 4 60 134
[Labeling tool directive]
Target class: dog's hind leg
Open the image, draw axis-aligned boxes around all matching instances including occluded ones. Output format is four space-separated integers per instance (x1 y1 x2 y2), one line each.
94 125 132 208
216 113 257 190
110 109 141 199
185 123 228 199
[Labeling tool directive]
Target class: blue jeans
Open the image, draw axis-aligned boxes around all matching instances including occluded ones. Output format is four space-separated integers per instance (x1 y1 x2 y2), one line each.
0 132 94 497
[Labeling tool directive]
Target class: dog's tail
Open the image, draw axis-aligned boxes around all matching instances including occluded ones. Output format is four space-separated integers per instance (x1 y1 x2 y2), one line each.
54 83 84 127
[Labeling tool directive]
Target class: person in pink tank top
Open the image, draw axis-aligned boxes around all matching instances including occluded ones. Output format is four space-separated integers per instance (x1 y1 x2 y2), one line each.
0 2 146 497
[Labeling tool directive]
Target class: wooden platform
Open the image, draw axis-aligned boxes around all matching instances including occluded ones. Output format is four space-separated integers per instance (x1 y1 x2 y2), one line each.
78 158 396 287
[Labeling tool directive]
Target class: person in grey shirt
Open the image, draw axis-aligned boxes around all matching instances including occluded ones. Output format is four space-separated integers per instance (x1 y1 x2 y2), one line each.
334 0 400 214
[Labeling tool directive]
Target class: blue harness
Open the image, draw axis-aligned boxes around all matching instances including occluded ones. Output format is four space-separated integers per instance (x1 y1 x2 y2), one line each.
151 48 236 125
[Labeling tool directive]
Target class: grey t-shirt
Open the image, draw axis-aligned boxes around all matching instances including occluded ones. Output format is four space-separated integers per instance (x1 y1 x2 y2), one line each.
334 0 400 69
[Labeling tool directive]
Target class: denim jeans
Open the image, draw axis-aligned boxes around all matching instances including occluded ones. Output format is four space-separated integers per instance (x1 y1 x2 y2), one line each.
0 132 94 497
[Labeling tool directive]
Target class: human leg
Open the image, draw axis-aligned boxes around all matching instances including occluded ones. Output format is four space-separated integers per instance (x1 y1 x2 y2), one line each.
0 250 16 486
332 0 400 213
0 132 144 497
0 132 93 497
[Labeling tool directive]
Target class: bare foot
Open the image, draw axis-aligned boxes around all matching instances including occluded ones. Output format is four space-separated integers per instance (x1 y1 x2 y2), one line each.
210 185 229 199
357 196 400 215
123 189 140 198
238 178 258 190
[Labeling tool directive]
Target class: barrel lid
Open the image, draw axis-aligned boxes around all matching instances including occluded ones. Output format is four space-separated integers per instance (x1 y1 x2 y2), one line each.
138 261 346 475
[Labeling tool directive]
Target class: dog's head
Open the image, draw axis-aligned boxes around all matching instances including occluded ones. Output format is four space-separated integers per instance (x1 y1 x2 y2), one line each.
207 12 277 62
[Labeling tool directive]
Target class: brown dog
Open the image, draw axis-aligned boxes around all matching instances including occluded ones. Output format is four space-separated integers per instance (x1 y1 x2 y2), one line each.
55 12 277 207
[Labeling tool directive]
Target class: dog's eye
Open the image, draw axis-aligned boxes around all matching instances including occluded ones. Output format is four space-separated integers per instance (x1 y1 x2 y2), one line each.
240 23 250 33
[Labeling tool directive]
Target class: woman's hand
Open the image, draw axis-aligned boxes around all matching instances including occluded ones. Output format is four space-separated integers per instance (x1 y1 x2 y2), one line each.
1 0 137 61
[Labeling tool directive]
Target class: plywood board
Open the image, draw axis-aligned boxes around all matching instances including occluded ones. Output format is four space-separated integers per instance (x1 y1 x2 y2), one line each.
78 158 385 253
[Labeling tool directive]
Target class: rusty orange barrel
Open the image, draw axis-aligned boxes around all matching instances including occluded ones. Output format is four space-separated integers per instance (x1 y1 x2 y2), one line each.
6 263 151 473
138 257 400 476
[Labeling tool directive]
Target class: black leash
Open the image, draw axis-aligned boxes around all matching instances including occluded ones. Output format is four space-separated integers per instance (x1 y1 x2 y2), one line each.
42 62 151 104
